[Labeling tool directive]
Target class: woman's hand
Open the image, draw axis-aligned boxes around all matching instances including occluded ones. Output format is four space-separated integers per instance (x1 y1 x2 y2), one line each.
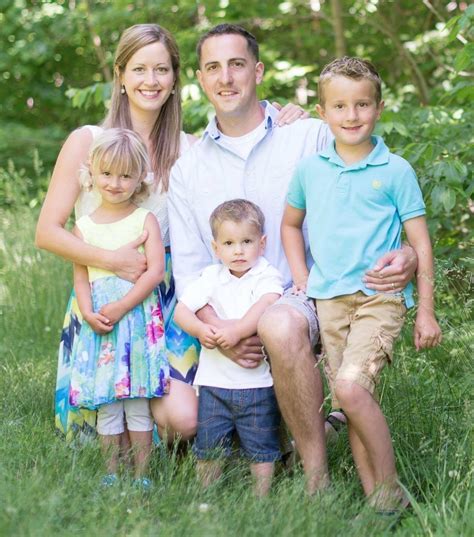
112 231 148 282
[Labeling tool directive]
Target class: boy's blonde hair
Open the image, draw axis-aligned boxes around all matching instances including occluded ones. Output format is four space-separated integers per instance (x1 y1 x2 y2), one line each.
81 128 150 203
209 199 265 239
318 56 382 105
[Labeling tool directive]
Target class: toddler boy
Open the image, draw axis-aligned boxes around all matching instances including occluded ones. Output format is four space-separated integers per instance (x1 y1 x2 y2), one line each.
174 199 283 497
281 57 442 511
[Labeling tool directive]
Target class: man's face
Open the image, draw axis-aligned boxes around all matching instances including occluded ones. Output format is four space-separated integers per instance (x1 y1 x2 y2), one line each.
196 33 264 120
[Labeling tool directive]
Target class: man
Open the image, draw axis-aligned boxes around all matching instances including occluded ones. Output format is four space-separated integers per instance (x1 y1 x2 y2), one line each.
168 23 416 493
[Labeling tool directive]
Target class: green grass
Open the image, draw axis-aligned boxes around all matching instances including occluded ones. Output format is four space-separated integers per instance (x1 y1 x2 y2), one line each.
1 208 472 536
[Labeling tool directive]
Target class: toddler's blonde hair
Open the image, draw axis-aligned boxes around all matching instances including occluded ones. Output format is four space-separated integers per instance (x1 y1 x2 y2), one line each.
209 199 265 239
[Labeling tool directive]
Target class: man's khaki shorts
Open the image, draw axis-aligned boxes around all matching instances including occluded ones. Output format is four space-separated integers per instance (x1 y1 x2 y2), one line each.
316 292 406 408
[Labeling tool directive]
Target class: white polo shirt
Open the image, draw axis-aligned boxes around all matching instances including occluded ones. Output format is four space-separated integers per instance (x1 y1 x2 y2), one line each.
179 257 283 389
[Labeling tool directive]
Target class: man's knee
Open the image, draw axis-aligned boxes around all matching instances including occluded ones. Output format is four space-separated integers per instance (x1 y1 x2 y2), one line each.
258 305 309 347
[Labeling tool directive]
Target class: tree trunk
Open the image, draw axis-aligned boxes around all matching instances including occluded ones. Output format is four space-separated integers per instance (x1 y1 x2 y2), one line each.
330 0 347 57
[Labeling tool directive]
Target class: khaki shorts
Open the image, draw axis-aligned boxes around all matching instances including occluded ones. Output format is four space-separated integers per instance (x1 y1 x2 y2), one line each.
316 292 406 408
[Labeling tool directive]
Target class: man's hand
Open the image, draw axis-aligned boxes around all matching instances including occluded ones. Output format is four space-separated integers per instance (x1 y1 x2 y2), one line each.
112 231 148 282
99 301 127 325
84 312 114 335
364 245 417 293
219 334 265 369
197 323 218 349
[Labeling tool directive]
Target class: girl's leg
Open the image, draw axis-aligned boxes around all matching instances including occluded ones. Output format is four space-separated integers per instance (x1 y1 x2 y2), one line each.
125 399 154 478
150 379 198 443
250 462 274 497
97 402 124 475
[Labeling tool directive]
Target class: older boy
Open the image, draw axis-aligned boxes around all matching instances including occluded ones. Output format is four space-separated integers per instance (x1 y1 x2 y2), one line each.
281 57 441 511
174 199 283 497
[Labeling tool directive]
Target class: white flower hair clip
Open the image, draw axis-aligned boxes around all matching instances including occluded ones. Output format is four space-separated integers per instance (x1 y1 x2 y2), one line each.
143 172 155 186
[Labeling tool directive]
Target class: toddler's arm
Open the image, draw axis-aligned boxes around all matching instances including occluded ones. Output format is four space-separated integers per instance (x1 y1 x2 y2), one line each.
99 213 165 324
403 216 442 350
72 226 113 335
281 204 309 292
214 293 281 350
174 302 217 349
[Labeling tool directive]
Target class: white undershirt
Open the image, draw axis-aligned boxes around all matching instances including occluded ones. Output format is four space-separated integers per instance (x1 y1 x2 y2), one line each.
218 121 266 160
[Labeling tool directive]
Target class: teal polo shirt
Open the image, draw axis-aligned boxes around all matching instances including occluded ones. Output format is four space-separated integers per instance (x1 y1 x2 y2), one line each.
287 136 426 307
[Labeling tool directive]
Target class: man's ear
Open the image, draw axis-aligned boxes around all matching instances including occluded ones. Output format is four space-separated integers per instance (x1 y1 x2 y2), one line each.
316 103 326 121
196 69 203 89
255 61 265 85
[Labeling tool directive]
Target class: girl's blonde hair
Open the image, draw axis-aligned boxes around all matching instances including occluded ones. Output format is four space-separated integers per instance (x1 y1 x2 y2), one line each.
80 128 151 203
102 24 181 191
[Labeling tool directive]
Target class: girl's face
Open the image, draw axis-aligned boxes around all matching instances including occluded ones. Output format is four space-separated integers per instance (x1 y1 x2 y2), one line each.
94 170 141 207
121 41 175 119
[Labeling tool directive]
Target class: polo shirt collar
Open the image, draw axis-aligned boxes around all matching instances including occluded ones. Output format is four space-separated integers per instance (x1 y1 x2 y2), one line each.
319 135 389 169
218 256 270 283
203 101 276 141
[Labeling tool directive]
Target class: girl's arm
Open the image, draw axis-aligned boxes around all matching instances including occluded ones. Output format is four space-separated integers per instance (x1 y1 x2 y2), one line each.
35 128 147 282
99 213 165 324
403 216 442 350
214 293 281 350
72 226 113 335
281 204 309 291
174 302 217 349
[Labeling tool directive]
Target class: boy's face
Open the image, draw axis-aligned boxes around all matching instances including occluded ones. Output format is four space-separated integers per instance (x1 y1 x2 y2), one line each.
212 219 266 277
316 76 384 152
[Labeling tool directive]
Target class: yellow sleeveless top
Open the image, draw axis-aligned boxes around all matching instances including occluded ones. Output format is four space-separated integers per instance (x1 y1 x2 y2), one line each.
76 207 150 282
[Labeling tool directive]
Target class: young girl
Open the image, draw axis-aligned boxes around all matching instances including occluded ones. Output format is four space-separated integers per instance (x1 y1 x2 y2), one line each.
70 128 169 488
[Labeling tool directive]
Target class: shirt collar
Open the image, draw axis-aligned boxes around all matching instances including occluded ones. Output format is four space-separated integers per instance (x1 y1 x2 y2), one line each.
218 256 270 283
319 135 389 169
203 101 277 141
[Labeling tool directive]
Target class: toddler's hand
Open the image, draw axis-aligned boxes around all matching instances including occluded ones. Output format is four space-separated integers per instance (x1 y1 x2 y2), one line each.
99 301 127 325
414 310 442 350
198 324 217 349
85 312 114 335
214 325 242 350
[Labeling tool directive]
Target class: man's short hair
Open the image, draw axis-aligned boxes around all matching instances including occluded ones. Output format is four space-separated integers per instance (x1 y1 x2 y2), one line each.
318 56 382 105
196 23 259 64
209 199 265 239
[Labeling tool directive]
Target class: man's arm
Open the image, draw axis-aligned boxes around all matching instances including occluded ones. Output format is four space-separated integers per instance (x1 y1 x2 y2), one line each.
168 157 213 297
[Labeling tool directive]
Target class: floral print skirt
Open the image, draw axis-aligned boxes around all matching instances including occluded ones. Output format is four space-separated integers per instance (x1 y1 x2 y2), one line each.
70 276 169 410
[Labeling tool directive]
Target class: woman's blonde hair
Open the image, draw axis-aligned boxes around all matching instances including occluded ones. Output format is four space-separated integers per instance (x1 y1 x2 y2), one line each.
103 24 181 191
80 128 151 203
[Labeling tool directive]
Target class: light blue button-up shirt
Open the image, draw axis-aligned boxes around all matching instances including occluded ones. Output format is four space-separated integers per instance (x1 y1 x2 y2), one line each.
287 136 426 307
168 102 331 296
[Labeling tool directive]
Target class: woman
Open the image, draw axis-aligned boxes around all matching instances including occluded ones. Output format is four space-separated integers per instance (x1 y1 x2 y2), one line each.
36 23 305 443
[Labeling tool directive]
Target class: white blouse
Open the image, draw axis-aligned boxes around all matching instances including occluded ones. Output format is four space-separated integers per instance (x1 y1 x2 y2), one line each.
74 125 191 247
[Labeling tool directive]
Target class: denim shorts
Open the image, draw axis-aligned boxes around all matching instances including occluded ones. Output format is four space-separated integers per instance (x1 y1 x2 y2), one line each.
193 386 281 463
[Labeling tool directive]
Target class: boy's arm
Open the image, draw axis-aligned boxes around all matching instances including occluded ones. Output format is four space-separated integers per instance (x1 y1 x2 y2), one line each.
99 213 165 324
214 293 281 350
72 226 112 335
281 204 309 291
174 302 217 349
403 216 442 350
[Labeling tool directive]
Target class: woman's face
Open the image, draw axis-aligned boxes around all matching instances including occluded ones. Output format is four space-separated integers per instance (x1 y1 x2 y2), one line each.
121 41 175 119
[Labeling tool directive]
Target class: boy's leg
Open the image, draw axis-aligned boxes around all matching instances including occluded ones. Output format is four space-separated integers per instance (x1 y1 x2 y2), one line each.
236 387 281 497
332 293 406 509
193 387 234 488
97 401 124 475
250 462 274 497
125 399 154 479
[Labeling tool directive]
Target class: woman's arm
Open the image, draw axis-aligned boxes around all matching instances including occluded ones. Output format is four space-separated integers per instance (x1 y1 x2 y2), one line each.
281 204 309 291
99 213 165 323
35 127 147 281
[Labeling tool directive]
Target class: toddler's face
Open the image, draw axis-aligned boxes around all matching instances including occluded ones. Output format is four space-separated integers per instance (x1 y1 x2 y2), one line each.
316 75 384 151
212 220 266 277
